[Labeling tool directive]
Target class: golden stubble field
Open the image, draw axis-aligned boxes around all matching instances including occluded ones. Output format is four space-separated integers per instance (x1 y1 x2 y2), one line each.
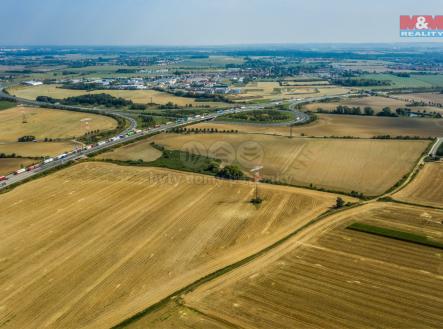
0 141 79 157
0 106 117 142
96 139 162 162
151 133 429 196
8 84 226 107
0 162 347 329
194 114 443 138
304 95 443 115
304 95 407 112
150 203 443 329
394 161 443 208
392 92 443 105
229 82 349 102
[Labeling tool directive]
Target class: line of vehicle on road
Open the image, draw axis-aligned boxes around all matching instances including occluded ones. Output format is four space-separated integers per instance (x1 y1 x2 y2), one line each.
0 106 260 188
0 92 358 189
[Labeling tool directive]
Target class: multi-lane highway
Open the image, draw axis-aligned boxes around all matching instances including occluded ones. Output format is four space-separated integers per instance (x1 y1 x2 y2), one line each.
0 88 356 190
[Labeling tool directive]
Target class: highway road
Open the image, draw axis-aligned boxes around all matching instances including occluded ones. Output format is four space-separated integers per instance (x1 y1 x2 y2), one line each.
0 87 357 190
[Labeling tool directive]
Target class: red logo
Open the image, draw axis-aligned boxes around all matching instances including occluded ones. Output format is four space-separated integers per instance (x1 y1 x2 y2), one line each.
400 16 443 30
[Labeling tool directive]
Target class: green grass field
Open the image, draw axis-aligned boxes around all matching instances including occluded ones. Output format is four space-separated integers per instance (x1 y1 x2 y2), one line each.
0 100 16 111
217 109 294 123
347 222 443 249
357 74 443 90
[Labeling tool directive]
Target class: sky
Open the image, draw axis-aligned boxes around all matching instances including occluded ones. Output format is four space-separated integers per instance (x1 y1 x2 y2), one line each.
1 0 442 45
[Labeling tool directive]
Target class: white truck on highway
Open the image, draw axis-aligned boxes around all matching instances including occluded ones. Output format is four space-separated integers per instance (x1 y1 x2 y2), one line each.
15 168 26 175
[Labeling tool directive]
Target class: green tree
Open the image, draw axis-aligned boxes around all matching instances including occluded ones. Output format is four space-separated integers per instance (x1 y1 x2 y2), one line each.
336 197 345 209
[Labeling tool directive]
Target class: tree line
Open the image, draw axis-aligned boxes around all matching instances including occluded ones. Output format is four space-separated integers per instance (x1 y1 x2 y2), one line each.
37 93 133 108
316 105 442 118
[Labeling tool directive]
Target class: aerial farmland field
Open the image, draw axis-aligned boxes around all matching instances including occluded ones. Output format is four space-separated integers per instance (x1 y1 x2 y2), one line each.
0 141 79 157
394 161 443 208
392 92 443 105
96 139 162 162
167 203 443 329
0 106 117 142
303 95 410 112
192 114 443 138
8 84 227 107
228 81 349 102
151 133 429 196
355 73 443 90
0 162 346 329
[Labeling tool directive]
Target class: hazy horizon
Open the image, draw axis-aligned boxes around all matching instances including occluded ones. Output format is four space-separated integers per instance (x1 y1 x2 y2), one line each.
1 0 442 45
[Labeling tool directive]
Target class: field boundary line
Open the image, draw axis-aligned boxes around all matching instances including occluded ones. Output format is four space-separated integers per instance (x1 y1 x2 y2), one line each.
111 203 364 328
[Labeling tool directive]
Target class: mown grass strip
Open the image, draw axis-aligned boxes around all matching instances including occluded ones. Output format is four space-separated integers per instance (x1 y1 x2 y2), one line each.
347 222 443 249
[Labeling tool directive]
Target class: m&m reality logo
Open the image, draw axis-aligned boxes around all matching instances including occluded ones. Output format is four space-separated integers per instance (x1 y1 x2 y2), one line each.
400 15 443 37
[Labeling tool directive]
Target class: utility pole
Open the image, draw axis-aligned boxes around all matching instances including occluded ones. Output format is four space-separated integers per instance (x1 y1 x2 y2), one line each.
250 166 263 204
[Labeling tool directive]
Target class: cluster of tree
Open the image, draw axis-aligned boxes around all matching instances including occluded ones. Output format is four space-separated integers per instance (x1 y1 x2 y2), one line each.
408 100 442 108
17 135 36 142
0 153 18 158
63 94 132 107
317 105 375 116
83 129 101 136
129 103 147 110
170 127 239 134
224 109 291 122
139 114 156 128
170 89 232 103
159 102 180 109
317 105 426 118
333 78 391 87
37 94 133 108
335 197 355 208
377 107 398 117
216 165 245 180
116 69 139 74
372 135 427 140
61 83 104 91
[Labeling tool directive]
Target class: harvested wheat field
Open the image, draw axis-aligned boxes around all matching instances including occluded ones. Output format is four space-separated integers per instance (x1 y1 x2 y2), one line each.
394 161 443 208
0 158 36 176
0 162 345 329
0 141 79 157
159 203 443 329
96 139 162 162
0 106 117 142
8 84 225 107
392 92 443 105
152 133 429 195
229 82 349 102
96 140 162 162
194 114 443 138
304 95 407 112
304 95 443 116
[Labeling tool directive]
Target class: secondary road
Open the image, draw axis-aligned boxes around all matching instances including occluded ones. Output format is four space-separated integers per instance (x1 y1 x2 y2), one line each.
429 137 443 157
0 88 357 190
